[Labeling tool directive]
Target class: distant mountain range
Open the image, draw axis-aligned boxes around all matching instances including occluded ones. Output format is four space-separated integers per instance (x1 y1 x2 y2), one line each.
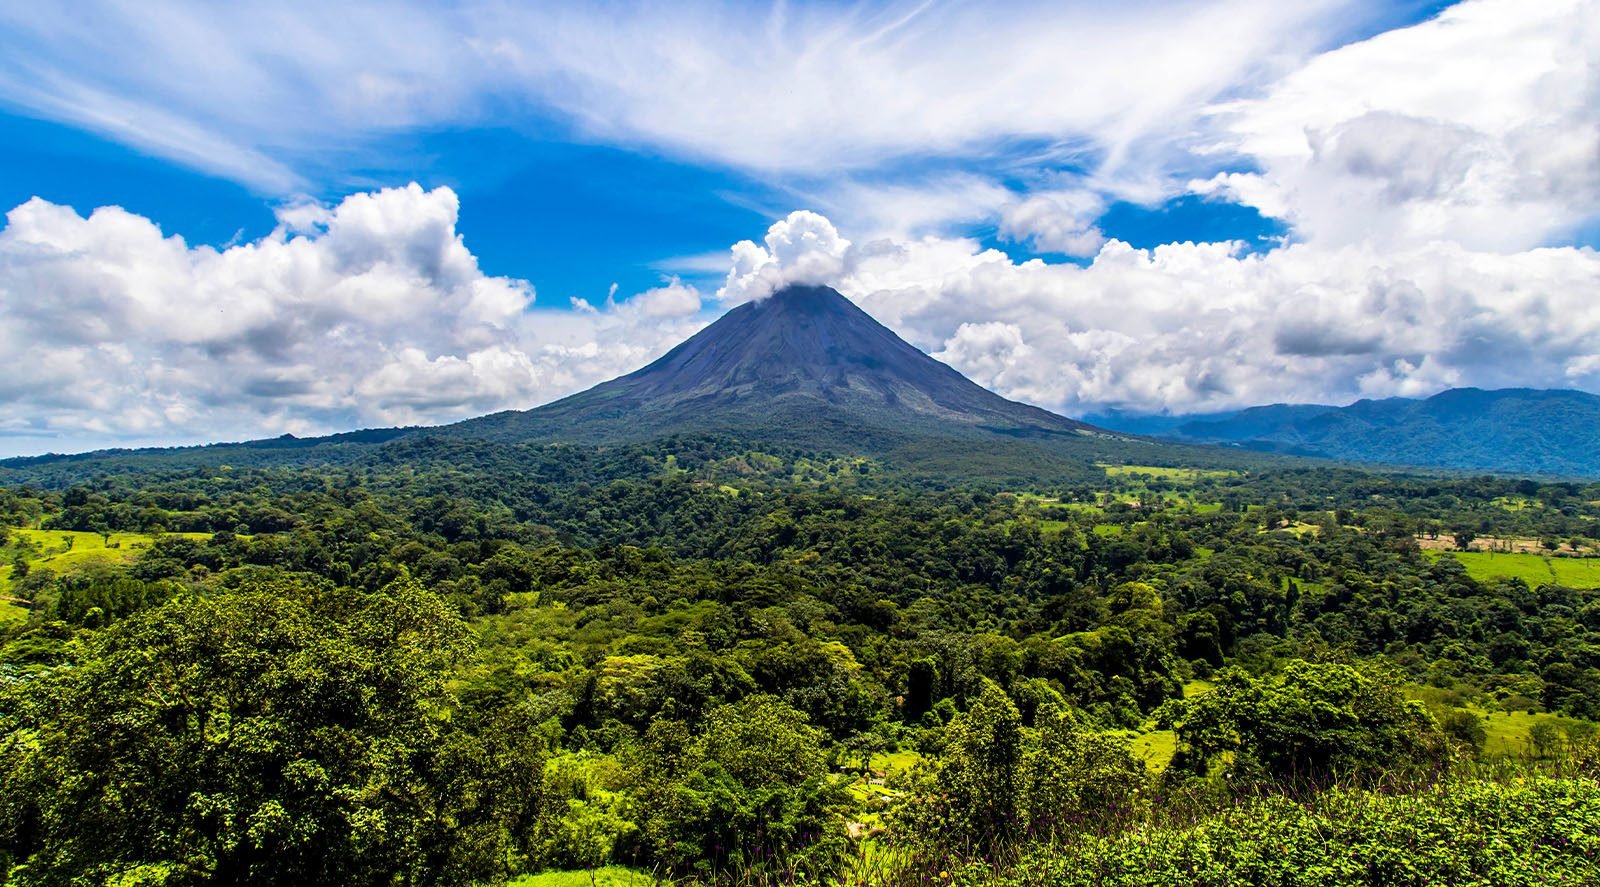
1087 388 1600 476
6 286 1594 484
2 285 1220 486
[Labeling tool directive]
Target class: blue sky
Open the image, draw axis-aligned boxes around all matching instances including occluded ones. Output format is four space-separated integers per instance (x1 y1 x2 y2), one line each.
0 0 1596 455
0 0 1451 295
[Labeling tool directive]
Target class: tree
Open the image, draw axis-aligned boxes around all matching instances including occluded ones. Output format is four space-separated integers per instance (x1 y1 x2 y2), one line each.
628 695 850 879
1529 721 1565 759
1453 530 1476 551
1022 705 1146 837
1439 709 1487 756
1161 661 1446 783
932 680 1023 850
0 573 545 886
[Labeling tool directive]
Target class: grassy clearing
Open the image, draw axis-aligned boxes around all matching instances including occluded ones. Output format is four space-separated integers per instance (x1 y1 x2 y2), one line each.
1479 709 1595 757
1100 464 1240 483
1425 550 1600 588
9 528 211 569
1491 496 1540 512
1182 679 1216 698
506 867 660 887
1130 730 1177 772
0 526 213 605
1124 683 1212 774
1297 580 1328 598
1040 502 1104 514
0 572 24 624
869 749 922 777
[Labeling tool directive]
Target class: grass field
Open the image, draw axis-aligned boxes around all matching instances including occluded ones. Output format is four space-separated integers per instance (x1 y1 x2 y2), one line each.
1425 550 1600 588
1100 465 1240 483
1479 709 1594 757
1491 496 1541 512
1130 730 1178 772
868 749 922 776
0 527 212 604
507 867 660 887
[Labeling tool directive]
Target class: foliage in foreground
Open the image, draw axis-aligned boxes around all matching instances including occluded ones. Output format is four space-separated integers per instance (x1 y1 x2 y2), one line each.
0 575 547 886
948 773 1600 887
2 454 1600 883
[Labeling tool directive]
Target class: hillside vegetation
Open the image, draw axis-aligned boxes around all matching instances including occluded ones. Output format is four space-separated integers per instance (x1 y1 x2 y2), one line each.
2 444 1600 884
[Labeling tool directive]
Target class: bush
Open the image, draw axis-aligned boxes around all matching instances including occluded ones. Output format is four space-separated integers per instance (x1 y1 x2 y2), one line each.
975 774 1600 887
1159 661 1449 783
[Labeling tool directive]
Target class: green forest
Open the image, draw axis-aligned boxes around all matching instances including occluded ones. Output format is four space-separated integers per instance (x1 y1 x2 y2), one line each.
3 437 1600 885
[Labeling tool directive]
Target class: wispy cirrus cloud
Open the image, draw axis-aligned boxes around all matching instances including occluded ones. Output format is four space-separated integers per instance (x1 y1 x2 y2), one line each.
0 1 1365 204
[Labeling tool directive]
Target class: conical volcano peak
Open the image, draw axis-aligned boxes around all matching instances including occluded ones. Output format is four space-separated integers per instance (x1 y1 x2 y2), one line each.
738 283 873 329
753 283 852 310
451 279 1093 448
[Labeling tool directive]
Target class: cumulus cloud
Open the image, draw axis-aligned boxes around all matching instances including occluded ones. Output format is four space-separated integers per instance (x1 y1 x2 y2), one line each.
695 197 1600 417
718 211 851 304
1199 0 1600 250
0 185 706 455
998 191 1107 257
5 0 1599 454
708 211 1600 416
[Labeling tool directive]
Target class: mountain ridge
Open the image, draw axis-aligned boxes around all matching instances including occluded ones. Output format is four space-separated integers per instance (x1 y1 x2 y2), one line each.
7 287 1596 481
1090 387 1600 476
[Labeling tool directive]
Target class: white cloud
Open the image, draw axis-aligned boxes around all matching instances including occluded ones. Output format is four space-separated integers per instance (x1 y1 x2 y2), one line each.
0 1 1361 197
802 174 1016 240
998 191 1107 257
1200 0 1600 250
854 206 1599 414
0 185 706 455
725 211 1600 415
718 210 851 304
4 0 1599 455
7 1 1590 256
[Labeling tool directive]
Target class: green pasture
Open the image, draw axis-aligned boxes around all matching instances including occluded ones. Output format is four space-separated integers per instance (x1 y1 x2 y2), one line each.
1130 730 1178 772
868 749 922 777
1100 464 1240 484
1425 550 1600 588
0 526 212 604
1480 710 1596 757
507 867 660 887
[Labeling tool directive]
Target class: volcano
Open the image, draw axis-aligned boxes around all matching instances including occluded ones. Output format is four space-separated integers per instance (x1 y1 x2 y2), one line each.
450 284 1099 454
6 284 1201 486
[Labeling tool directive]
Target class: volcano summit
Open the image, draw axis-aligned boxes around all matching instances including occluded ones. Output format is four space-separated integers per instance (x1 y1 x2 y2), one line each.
452 284 1098 452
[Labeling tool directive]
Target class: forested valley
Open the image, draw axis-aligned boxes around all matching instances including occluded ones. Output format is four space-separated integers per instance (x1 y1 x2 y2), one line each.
3 437 1600 885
